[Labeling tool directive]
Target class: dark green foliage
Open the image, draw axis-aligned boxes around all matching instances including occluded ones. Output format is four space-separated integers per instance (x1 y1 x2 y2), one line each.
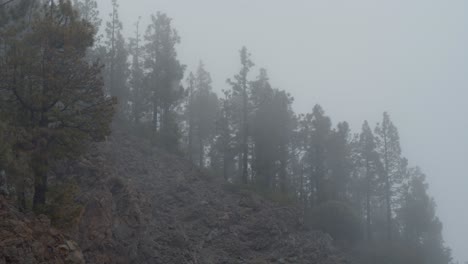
327 122 352 201
375 112 404 241
44 182 83 229
356 120 381 241
209 90 238 181
0 0 115 210
144 12 185 152
0 3 452 263
103 0 129 118
306 105 332 205
397 168 452 264
73 0 101 33
185 62 219 167
310 201 362 242
251 69 294 193
0 120 12 169
222 182 294 205
227 46 254 184
129 17 147 125
355 241 425 264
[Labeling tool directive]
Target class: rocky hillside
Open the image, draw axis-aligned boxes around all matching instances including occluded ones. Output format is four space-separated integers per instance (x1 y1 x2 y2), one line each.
2 130 348 264
0 196 84 264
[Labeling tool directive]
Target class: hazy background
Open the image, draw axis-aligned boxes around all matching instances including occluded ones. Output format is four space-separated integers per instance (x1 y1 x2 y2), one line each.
99 0 468 262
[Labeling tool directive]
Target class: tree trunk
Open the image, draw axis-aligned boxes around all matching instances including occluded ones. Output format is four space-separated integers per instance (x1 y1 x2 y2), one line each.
300 164 306 216
152 98 158 143
18 178 27 212
242 79 249 184
32 148 48 212
241 92 248 184
199 136 204 168
384 136 392 241
188 102 193 164
223 151 228 181
279 145 287 193
366 159 372 242
237 152 241 180
385 175 391 241
222 129 229 181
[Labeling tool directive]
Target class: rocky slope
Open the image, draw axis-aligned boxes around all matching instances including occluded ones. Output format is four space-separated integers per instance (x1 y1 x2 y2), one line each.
55 131 346 264
1 130 347 264
0 196 84 264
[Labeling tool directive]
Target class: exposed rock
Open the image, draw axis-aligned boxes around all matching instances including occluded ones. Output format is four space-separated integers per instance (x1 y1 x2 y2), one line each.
0 196 84 264
57 131 348 264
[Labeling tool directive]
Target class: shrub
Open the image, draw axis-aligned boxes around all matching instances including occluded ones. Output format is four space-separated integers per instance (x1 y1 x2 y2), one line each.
353 240 424 264
309 201 362 242
44 182 84 229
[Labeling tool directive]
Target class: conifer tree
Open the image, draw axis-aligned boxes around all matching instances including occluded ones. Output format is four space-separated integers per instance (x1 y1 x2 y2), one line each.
210 90 236 181
73 0 101 32
129 17 147 125
327 121 352 201
358 121 381 241
104 0 129 117
398 167 452 264
0 0 115 210
251 69 294 192
375 112 404 241
185 62 219 167
227 46 254 184
144 12 185 152
308 104 332 205
186 72 195 162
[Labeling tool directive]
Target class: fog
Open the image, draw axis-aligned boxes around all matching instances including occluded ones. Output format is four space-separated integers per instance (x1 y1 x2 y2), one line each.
96 0 468 261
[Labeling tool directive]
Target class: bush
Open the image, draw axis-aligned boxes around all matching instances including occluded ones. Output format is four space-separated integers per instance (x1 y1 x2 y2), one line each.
309 201 362 242
353 240 424 264
44 182 84 229
222 182 294 205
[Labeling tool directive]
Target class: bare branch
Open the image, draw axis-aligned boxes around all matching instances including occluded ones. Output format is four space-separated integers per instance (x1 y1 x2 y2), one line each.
0 0 16 7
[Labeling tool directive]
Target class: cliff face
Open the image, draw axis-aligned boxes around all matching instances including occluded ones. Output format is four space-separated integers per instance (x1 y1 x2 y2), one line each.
58 131 347 264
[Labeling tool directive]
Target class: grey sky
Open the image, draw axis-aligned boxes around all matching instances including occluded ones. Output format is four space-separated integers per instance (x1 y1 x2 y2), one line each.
99 0 468 261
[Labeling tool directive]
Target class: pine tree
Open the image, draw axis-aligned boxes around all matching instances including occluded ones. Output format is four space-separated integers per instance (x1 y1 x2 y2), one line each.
358 121 381 241
375 112 404 241
210 90 236 181
289 113 307 210
250 69 294 192
185 62 219 167
144 12 185 152
186 72 195 163
251 69 275 188
398 167 452 264
129 17 147 125
307 104 332 205
104 0 129 118
0 0 115 210
327 121 352 201
227 47 254 184
73 0 101 33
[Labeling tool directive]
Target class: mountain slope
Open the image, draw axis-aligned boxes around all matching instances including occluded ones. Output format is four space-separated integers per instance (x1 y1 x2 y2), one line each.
53 131 347 264
0 196 85 264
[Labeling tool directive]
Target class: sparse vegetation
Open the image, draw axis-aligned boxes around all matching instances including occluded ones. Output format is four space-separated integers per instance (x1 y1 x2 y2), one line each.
44 182 84 229
309 201 362 243
0 0 456 263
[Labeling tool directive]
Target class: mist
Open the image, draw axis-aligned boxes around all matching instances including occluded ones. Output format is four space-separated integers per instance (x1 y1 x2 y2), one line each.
1 0 466 263
98 1 468 261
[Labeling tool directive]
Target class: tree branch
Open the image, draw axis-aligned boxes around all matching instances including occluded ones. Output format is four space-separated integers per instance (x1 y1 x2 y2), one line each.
0 0 16 7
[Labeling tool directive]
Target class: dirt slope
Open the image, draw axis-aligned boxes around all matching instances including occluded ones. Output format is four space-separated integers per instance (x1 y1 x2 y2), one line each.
52 131 348 264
